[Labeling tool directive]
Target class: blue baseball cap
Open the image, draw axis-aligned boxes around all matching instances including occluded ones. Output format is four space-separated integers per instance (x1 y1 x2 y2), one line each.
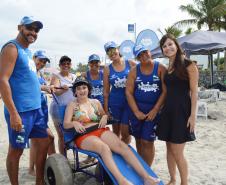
133 44 149 58
104 41 117 52
88 54 101 63
20 16 43 29
33 50 50 63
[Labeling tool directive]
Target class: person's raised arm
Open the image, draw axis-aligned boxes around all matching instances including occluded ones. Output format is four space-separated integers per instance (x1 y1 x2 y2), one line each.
103 66 110 115
0 43 22 131
187 62 199 132
50 74 68 96
146 63 167 121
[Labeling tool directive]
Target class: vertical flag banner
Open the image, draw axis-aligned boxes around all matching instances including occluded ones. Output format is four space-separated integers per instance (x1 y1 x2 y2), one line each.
119 40 135 60
135 29 159 50
128 24 135 32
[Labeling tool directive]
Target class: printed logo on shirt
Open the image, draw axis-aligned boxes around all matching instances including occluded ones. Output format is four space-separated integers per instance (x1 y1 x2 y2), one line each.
114 76 127 88
28 58 37 73
138 82 159 92
92 86 103 96
135 76 142 82
153 75 160 82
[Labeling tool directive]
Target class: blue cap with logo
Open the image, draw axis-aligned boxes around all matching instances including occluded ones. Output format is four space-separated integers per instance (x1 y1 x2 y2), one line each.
133 44 149 58
104 41 117 52
33 50 50 63
20 16 43 29
88 54 101 63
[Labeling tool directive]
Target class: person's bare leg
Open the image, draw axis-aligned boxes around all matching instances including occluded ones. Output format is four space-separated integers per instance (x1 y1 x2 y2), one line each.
140 139 155 166
112 124 120 138
32 137 49 185
53 122 64 154
101 131 160 185
80 136 132 185
171 143 188 185
166 142 176 185
120 124 131 144
29 139 36 176
6 144 23 185
46 128 56 155
135 138 142 155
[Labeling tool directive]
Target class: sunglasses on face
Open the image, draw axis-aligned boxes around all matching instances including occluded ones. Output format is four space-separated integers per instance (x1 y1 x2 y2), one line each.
60 62 71 66
107 48 117 56
24 24 40 33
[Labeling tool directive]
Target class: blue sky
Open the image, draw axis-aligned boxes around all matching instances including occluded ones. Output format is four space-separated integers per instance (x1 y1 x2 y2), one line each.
0 0 193 68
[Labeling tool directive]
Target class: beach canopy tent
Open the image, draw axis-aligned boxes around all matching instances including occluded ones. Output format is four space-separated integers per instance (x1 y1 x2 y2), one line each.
151 31 226 85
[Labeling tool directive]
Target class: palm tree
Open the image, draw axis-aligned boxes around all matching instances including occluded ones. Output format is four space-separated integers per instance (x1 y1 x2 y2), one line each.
157 26 183 38
173 0 226 31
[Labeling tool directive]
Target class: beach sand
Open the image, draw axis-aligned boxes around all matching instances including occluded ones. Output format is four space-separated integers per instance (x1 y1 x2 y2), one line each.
0 93 226 185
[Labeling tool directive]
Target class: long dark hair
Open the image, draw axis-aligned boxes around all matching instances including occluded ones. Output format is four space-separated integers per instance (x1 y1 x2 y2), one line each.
160 34 192 80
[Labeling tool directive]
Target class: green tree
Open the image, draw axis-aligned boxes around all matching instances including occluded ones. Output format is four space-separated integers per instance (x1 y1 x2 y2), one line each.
158 26 183 38
75 62 88 73
173 0 226 31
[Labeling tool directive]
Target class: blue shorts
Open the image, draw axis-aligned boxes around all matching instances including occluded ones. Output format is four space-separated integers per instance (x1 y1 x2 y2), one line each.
4 108 48 149
108 104 129 125
129 102 158 141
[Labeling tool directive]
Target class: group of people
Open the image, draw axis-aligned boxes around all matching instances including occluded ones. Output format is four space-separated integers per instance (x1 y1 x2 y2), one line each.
0 16 199 185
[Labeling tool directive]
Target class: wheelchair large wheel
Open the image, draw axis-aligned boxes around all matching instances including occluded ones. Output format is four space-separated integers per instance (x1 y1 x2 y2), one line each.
44 153 73 185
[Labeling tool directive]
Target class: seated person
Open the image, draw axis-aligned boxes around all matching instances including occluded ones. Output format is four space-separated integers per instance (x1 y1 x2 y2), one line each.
63 77 160 185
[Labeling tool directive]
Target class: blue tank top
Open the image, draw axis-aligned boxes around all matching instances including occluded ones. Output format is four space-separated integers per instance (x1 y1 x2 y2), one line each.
86 70 104 105
134 61 161 105
2 40 41 112
108 60 130 105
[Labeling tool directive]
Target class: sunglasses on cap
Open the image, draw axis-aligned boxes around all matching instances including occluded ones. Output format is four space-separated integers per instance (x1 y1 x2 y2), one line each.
24 24 40 33
106 48 117 56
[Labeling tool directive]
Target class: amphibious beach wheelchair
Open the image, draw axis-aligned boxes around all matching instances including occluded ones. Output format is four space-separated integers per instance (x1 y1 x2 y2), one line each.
44 95 164 185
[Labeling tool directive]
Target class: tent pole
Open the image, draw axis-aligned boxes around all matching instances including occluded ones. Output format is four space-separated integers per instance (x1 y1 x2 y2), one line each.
208 54 214 86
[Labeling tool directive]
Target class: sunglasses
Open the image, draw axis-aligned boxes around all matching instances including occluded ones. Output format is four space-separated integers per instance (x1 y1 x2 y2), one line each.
24 24 40 33
107 48 117 56
60 62 71 66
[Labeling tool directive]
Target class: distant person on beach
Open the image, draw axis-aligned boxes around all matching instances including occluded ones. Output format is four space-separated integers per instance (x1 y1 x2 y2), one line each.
29 50 56 176
63 77 160 185
49 55 76 154
156 34 198 185
0 16 49 185
103 41 136 144
126 44 167 166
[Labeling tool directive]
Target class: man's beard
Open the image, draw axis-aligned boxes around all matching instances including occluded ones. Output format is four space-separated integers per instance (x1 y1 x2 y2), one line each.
20 30 36 43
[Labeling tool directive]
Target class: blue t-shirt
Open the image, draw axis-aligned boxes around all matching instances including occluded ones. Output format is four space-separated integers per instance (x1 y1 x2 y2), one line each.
134 61 162 110
86 70 104 105
2 40 41 112
108 60 130 106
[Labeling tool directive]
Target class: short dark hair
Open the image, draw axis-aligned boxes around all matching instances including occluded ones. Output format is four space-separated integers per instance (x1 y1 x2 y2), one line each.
59 55 71 64
72 77 92 97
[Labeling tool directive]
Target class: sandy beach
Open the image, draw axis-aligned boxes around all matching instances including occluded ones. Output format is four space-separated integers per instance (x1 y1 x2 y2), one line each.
0 93 226 185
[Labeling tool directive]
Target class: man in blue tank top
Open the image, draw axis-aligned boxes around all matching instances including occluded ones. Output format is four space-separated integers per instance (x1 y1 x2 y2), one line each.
0 16 49 185
126 44 167 166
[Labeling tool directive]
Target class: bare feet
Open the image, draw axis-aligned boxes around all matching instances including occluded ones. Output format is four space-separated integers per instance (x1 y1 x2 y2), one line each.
166 180 176 185
144 176 160 185
28 169 36 176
